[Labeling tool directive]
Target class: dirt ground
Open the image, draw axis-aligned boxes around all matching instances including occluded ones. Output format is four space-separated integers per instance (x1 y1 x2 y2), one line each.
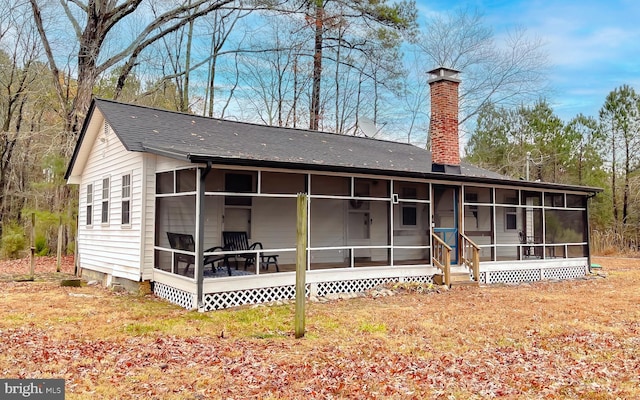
0 255 638 399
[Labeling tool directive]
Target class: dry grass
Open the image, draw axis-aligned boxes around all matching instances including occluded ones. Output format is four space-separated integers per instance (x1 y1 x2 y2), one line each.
0 256 638 399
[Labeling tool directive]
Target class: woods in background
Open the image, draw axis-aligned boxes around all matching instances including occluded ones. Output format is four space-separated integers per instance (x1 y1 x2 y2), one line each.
0 1 636 257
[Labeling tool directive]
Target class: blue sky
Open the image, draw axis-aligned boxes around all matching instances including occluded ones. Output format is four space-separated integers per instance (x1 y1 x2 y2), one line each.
416 0 640 121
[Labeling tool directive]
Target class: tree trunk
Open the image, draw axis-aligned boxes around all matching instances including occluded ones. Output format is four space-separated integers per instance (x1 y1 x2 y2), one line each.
309 0 324 131
611 120 618 229
183 1 196 112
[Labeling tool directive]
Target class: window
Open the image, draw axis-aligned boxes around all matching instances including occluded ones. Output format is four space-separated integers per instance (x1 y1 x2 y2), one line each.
401 186 418 227
225 173 254 206
505 206 517 230
86 184 93 226
101 177 110 224
121 174 131 225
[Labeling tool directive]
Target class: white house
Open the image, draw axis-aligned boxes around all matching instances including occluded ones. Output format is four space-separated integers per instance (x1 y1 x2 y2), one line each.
65 68 601 310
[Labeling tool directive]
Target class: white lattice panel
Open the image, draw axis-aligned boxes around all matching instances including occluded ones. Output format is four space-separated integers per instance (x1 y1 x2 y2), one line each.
202 285 300 311
544 266 587 280
154 282 194 309
486 269 541 284
316 277 398 297
402 275 434 285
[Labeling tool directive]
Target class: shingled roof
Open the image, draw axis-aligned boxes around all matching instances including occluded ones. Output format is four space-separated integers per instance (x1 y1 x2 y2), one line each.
66 98 600 194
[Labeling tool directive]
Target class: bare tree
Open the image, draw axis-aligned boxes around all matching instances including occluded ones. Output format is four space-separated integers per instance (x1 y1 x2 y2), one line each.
415 8 549 128
0 2 44 230
29 0 238 137
237 20 311 126
291 0 416 130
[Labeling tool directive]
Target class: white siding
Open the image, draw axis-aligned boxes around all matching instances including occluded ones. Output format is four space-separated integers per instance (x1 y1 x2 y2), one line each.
310 198 347 263
156 157 191 171
77 117 145 281
140 154 156 280
253 196 297 263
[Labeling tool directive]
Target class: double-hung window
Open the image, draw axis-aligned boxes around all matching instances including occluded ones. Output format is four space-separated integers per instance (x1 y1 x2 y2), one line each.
121 174 131 225
401 186 418 227
86 184 93 226
101 177 110 224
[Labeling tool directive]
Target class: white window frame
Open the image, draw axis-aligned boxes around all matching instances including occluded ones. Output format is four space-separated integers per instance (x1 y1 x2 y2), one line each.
121 174 131 226
400 185 419 229
504 206 517 231
86 183 93 226
101 177 110 225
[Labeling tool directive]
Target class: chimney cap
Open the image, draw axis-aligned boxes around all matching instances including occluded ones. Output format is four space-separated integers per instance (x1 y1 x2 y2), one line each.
427 67 461 84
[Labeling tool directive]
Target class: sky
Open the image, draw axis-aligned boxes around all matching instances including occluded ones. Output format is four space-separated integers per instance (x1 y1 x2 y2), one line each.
416 0 640 121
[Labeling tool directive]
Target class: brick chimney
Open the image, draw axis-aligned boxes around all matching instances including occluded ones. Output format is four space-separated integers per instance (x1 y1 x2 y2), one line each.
428 67 461 172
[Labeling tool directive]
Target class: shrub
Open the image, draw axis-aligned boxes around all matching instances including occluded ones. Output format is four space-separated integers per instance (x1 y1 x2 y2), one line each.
1 223 27 259
35 235 50 256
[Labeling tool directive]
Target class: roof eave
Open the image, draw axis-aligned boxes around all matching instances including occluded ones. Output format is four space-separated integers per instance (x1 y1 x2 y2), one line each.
186 153 602 195
64 99 98 181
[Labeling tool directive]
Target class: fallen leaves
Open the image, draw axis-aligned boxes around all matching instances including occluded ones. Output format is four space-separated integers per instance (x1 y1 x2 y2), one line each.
0 256 638 398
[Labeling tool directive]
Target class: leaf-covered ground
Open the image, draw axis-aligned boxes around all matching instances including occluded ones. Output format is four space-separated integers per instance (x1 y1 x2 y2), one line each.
0 256 638 399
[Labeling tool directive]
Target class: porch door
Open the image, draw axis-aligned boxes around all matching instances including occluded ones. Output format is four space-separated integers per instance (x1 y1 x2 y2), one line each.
348 181 371 260
433 185 459 264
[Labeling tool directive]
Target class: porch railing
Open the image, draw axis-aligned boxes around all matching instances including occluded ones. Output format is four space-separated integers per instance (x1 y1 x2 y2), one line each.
460 233 480 282
432 233 452 286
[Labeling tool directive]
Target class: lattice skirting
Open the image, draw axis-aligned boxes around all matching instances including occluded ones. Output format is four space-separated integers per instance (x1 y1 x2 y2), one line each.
199 275 435 311
402 275 435 285
202 285 299 311
484 266 587 284
156 267 586 310
316 277 398 297
154 282 194 309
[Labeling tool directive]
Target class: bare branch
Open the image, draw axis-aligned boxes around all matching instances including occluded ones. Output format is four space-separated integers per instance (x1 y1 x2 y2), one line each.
58 0 82 39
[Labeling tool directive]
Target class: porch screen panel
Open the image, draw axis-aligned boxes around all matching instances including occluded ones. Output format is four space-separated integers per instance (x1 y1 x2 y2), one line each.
310 198 346 264
568 244 588 257
466 205 493 261
392 181 429 264
176 168 196 192
156 171 174 194
155 195 196 277
566 194 585 208
393 248 430 265
463 187 493 254
261 171 305 194
494 204 520 261
495 189 518 204
545 209 586 244
310 175 349 195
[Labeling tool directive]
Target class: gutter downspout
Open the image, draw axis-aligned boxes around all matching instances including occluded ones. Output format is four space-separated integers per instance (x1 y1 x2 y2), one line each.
196 161 212 311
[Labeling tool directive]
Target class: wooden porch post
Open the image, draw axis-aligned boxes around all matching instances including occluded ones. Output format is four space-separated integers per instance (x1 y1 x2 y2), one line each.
295 193 308 338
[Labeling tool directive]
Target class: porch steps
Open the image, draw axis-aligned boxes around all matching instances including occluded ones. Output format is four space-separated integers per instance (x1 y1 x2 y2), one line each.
433 272 479 288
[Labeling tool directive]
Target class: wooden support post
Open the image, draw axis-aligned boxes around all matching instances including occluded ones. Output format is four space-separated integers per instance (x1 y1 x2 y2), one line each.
473 247 480 282
56 216 63 272
30 213 35 279
295 193 308 339
444 249 451 287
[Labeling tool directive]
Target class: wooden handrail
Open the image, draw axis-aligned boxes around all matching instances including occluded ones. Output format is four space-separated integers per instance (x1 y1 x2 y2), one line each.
459 233 480 282
432 233 451 286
